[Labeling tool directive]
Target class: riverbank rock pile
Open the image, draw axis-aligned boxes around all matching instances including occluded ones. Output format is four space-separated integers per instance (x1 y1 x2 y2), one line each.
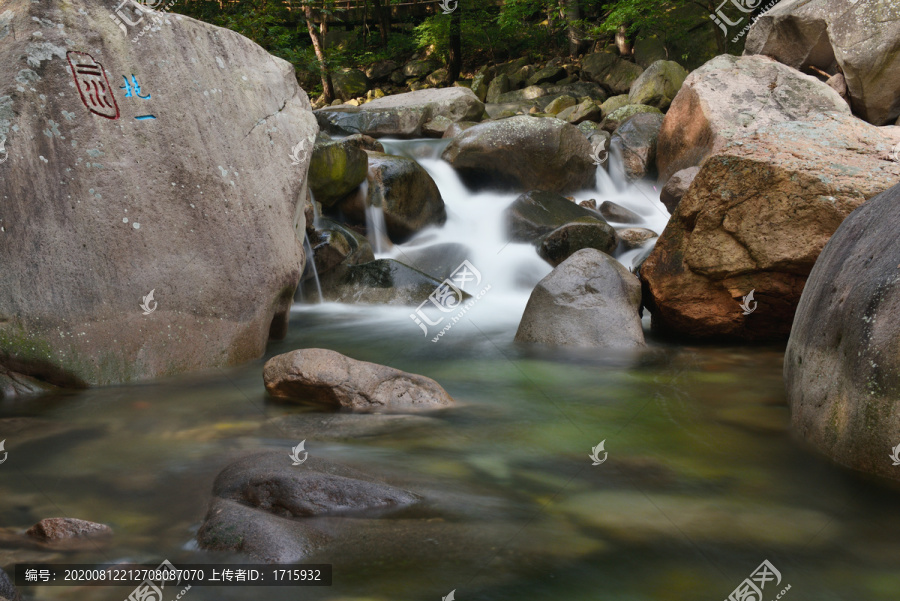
0 0 315 397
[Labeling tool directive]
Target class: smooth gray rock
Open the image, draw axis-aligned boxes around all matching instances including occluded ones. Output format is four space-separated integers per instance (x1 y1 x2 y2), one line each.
442 116 596 194
505 190 610 242
515 249 644 348
264 348 454 411
0 0 314 388
314 88 484 138
599 201 642 224
785 182 900 481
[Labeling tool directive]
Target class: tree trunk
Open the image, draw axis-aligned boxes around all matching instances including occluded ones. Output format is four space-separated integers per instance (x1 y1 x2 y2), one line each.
371 0 389 47
561 0 582 57
615 24 631 56
447 3 461 83
304 2 334 102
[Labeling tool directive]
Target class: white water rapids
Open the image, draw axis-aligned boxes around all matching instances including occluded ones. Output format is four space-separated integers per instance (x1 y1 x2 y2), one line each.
295 137 671 338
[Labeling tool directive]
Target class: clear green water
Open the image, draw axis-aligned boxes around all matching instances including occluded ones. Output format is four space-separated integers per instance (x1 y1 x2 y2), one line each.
4 308 900 601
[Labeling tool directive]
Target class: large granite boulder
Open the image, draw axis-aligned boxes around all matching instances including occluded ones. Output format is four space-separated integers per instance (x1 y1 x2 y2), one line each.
264 348 454 411
314 88 484 138
442 116 596 193
308 136 368 207
338 152 446 243
515 249 644 348
640 113 900 341
627 60 688 111
0 0 315 389
656 54 851 183
744 0 900 125
785 183 900 481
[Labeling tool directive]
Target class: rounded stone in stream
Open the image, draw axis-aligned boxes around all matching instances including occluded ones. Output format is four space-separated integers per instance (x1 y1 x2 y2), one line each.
537 219 617 267
617 227 658 250
197 452 419 562
515 248 644 348
264 348 454 411
598 200 642 224
268 413 441 441
26 518 112 541
505 190 612 243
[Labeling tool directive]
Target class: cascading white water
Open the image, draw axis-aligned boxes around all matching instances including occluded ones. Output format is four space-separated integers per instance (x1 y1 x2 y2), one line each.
301 232 323 303
294 134 671 338
361 180 392 255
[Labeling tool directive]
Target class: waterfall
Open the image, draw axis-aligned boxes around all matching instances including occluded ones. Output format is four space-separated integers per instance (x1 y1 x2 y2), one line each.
301 232 323 303
362 180 392 256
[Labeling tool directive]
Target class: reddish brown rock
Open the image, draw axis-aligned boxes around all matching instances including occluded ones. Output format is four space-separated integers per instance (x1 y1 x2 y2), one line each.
26 518 112 541
641 112 900 341
264 348 454 412
656 54 849 183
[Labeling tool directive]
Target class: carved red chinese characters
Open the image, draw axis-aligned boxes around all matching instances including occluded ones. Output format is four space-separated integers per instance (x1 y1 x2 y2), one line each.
67 51 120 120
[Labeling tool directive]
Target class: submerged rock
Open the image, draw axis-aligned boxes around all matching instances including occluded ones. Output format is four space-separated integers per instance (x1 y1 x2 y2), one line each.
264 348 454 411
315 88 484 138
515 248 644 348
0 0 314 388
785 183 900 482
656 54 850 182
442 117 595 194
640 112 900 340
26 518 112 541
198 452 419 562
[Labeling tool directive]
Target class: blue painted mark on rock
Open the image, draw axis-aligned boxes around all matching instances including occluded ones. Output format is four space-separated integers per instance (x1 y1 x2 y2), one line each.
135 115 155 120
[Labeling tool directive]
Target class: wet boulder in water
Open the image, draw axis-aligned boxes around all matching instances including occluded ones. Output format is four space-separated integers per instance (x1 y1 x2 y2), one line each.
27 518 112 541
640 112 900 341
304 218 374 279
264 348 454 411
617 227 658 251
198 452 419 562
785 183 900 482
656 54 850 182
314 88 484 138
316 258 451 305
744 0 900 125
599 201 642 225
442 116 596 194
308 137 369 207
538 219 618 267
505 190 612 243
336 152 446 243
515 249 644 348
0 0 315 389
610 112 664 180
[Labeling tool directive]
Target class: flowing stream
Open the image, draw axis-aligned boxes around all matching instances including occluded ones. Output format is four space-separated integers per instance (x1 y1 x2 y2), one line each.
4 141 900 601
